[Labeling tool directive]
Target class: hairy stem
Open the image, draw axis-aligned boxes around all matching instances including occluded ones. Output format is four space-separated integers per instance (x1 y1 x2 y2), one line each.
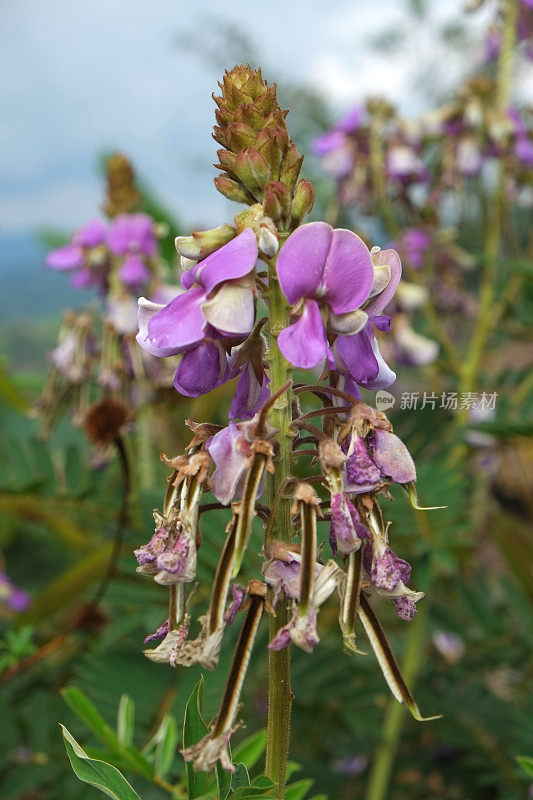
265 245 293 799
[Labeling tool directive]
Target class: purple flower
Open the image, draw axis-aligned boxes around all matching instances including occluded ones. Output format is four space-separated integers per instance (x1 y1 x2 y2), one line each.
224 584 246 624
393 597 417 621
46 218 107 289
135 511 197 585
144 619 169 644
106 213 158 291
515 136 533 167
386 144 428 184
229 360 270 421
107 213 157 257
329 493 370 555
432 630 465 663
368 547 412 591
276 222 375 369
344 429 416 493
136 229 258 397
312 106 363 178
395 228 431 270
262 548 314 602
263 554 344 653
334 248 401 390
206 420 264 505
0 571 30 612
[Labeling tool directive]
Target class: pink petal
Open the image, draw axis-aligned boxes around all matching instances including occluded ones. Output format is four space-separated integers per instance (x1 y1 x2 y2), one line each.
207 423 249 505
136 297 167 356
365 249 402 316
119 255 151 287
46 244 83 271
146 286 206 354
195 228 257 294
371 430 416 484
322 229 374 314
74 218 106 248
276 222 333 305
278 299 328 369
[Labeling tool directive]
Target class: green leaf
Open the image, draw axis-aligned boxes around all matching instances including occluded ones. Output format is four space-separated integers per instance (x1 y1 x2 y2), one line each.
517 756 533 777
232 730 267 771
252 775 276 790
183 677 209 799
117 695 135 748
216 760 232 799
155 714 178 778
285 779 314 800
62 687 120 751
61 725 141 800
231 763 250 791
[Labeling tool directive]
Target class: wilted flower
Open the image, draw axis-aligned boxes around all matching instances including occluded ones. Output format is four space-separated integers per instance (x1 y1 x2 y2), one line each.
135 508 197 585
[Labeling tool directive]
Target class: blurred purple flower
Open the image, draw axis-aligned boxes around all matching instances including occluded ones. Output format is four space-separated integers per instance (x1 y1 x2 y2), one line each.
0 571 30 612
46 218 107 289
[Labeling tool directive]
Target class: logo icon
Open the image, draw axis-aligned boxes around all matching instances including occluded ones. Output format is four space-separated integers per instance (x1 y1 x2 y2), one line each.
375 390 395 410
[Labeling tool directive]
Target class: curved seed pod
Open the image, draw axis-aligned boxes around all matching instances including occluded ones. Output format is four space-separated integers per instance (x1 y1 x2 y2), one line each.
358 594 441 722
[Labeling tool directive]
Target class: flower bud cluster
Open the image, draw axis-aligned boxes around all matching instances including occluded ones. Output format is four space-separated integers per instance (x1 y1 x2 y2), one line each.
212 65 315 229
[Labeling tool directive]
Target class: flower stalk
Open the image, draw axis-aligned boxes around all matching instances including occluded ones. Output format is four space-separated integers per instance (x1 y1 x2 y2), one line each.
265 244 294 798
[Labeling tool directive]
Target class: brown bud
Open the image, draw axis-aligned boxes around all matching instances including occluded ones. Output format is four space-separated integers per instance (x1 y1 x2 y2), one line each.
103 153 141 217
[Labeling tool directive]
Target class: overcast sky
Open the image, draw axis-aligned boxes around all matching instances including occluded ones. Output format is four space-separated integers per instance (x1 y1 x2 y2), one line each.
0 0 493 235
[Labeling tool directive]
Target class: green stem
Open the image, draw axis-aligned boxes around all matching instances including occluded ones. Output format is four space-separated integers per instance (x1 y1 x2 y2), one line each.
365 602 428 800
264 245 293 799
456 0 518 426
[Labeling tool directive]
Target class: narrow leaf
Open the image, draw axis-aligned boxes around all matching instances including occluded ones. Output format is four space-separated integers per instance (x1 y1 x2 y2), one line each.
285 778 314 800
60 725 141 800
358 595 441 722
155 714 178 779
62 687 120 750
517 756 533 777
117 695 135 748
183 677 209 799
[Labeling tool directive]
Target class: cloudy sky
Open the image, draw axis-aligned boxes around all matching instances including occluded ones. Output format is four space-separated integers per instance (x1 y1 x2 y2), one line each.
1 0 489 235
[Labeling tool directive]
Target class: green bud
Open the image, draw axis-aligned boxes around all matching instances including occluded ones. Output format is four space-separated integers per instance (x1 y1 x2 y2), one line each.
214 175 253 204
280 142 303 191
263 180 290 223
290 178 315 225
225 122 257 152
